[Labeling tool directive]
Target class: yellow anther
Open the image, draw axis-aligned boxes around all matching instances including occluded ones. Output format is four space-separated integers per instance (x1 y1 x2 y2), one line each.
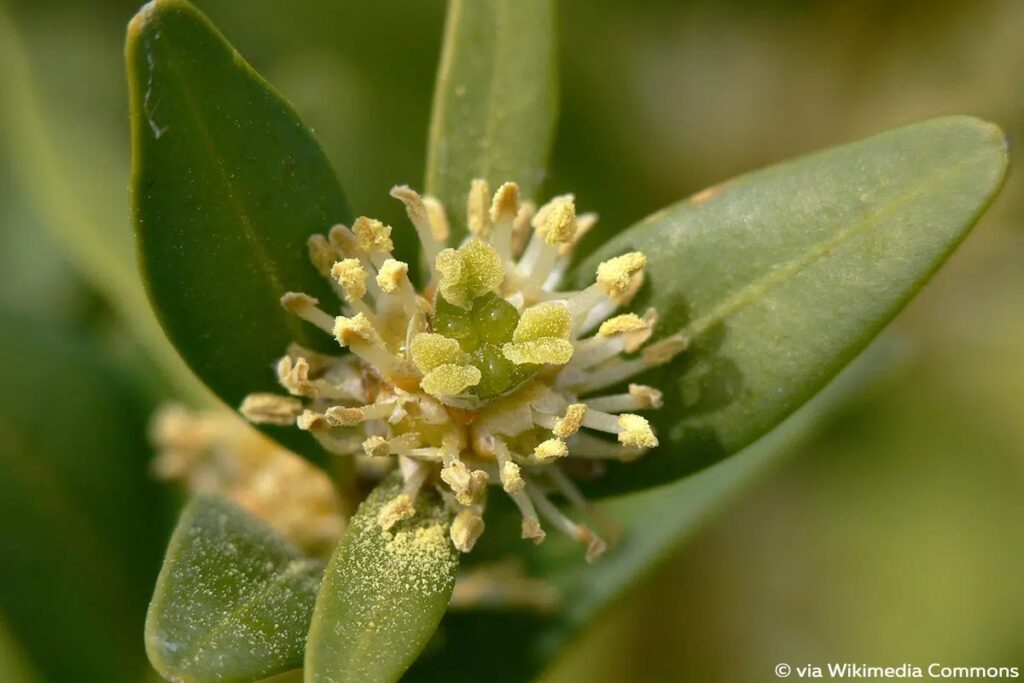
596 252 647 298
553 404 588 438
421 364 482 397
617 414 659 449
280 291 320 314
296 409 327 431
489 182 520 223
629 383 664 409
467 179 491 239
522 518 546 543
352 216 394 253
597 313 648 337
534 438 568 461
331 258 367 301
441 461 489 506
409 333 467 373
323 406 364 427
423 196 450 241
541 197 577 246
450 510 485 552
435 240 505 309
378 494 415 531
362 435 389 458
307 234 339 276
239 393 303 426
641 336 688 365
500 460 525 493
376 259 409 293
333 313 378 347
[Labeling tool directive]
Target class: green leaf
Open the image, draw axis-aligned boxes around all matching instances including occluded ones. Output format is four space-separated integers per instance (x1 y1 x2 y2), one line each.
426 0 557 239
0 312 169 683
306 476 459 683
146 496 323 683
0 4 208 402
576 116 1007 495
406 343 890 682
126 0 351 461
0 616 41 683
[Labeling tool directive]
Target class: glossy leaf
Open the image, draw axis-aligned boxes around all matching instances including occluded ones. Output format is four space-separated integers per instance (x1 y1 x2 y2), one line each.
426 0 557 239
407 343 889 682
127 0 351 461
146 496 323 683
575 116 1007 495
0 312 168 683
306 476 459 683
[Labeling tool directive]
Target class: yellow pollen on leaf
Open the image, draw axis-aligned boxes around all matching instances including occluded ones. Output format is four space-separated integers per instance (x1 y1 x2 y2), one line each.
596 252 647 298
617 413 659 449
352 216 394 253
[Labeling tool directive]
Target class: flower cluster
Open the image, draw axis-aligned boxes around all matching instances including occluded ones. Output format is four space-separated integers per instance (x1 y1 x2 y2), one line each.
241 180 685 561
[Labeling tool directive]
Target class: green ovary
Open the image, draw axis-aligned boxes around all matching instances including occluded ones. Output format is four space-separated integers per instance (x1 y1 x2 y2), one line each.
432 293 536 399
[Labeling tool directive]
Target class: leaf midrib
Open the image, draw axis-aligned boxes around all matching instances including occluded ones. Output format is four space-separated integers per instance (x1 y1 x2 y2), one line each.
677 150 991 342
150 32 307 346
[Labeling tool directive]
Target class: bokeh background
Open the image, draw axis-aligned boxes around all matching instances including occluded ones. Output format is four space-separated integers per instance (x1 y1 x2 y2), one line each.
1 0 1021 681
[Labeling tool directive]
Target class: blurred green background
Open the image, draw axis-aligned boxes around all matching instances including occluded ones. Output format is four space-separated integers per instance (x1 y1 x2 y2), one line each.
0 0 1020 681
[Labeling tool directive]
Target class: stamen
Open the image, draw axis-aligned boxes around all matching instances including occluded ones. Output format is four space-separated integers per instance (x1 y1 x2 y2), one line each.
440 460 489 506
390 185 445 268
239 394 302 426
450 509 486 552
489 181 520 263
281 292 335 334
566 432 643 461
519 196 576 286
533 438 568 461
510 201 536 259
595 252 647 299
422 196 451 242
553 404 588 438
584 384 664 412
466 179 491 239
378 494 415 531
307 234 341 277
527 483 606 562
352 217 395 263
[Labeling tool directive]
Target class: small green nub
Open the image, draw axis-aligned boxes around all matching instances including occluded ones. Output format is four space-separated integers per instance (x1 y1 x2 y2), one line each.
429 292 536 401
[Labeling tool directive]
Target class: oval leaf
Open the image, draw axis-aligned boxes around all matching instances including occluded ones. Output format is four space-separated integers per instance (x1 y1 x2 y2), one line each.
146 496 323 683
575 115 1007 495
306 476 459 683
426 0 557 238
126 0 351 460
0 312 168 683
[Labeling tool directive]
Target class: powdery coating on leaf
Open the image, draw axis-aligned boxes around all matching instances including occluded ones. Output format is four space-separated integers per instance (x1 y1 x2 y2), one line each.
145 497 323 682
306 477 458 681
